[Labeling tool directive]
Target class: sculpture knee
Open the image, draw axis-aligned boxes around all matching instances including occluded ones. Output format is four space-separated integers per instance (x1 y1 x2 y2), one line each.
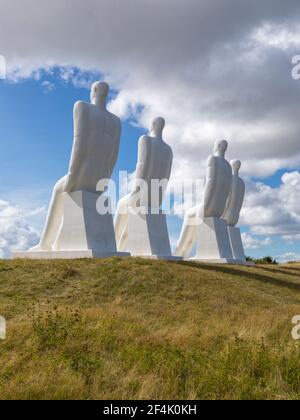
53 178 65 195
117 194 130 215
184 209 196 226
184 204 204 226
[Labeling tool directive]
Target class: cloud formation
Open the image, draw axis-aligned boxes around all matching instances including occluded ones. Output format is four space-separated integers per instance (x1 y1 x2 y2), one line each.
0 200 41 258
1 1 300 175
241 232 272 250
241 172 300 240
276 252 300 263
41 80 55 93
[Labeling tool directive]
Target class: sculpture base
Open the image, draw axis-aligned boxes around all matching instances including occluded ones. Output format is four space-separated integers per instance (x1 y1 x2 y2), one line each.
194 217 233 260
228 226 246 261
12 191 130 260
53 191 119 253
127 210 173 258
11 250 130 260
133 255 182 261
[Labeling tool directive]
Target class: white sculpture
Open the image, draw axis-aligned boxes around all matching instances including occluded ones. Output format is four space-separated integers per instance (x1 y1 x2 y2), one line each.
175 140 234 262
114 117 174 258
13 81 127 259
222 160 246 261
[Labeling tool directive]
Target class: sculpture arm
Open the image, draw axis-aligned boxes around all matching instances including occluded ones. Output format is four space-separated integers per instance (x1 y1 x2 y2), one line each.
240 179 246 204
222 184 233 220
64 101 87 192
202 156 216 214
131 136 150 195
166 148 173 181
235 179 246 224
109 119 121 176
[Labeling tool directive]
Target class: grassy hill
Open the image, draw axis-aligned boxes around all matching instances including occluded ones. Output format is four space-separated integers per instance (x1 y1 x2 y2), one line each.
1 257 300 400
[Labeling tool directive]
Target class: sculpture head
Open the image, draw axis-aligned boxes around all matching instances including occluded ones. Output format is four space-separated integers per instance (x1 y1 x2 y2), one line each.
230 159 241 175
150 117 165 139
90 81 109 107
214 140 228 157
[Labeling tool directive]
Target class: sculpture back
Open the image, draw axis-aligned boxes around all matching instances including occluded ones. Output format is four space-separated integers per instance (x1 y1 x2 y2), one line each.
138 136 173 208
222 176 245 226
203 156 232 218
67 101 121 193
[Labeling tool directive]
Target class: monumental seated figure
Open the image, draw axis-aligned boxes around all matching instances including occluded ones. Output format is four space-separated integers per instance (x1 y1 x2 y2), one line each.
222 160 246 261
114 117 174 258
26 81 122 257
175 140 233 260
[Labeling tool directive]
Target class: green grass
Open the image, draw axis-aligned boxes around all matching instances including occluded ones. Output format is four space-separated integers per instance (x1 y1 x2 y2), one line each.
1 257 300 399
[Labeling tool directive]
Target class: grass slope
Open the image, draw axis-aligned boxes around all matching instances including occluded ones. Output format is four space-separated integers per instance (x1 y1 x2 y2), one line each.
1 258 300 400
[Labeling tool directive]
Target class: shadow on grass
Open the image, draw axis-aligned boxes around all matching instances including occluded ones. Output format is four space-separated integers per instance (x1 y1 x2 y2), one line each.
253 266 300 279
174 260 300 293
278 266 300 273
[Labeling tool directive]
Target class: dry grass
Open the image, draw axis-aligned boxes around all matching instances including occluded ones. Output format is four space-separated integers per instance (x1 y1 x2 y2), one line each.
0 258 300 399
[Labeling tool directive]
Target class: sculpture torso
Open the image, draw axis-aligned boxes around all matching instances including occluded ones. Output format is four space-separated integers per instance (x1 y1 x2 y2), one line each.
203 155 232 217
65 101 121 193
222 175 245 226
133 135 173 208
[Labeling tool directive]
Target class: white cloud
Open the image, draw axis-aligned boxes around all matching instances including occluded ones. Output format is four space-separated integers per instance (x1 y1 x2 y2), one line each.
0 200 41 258
276 252 300 263
252 23 300 50
240 171 300 241
241 232 272 250
41 80 55 93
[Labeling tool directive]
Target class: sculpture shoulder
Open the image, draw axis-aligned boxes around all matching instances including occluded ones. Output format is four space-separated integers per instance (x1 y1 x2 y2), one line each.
208 155 231 170
73 102 120 122
73 100 91 114
207 155 217 167
73 101 92 123
138 135 150 146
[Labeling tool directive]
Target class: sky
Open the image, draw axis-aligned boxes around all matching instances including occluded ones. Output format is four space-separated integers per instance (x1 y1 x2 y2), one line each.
0 0 300 261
